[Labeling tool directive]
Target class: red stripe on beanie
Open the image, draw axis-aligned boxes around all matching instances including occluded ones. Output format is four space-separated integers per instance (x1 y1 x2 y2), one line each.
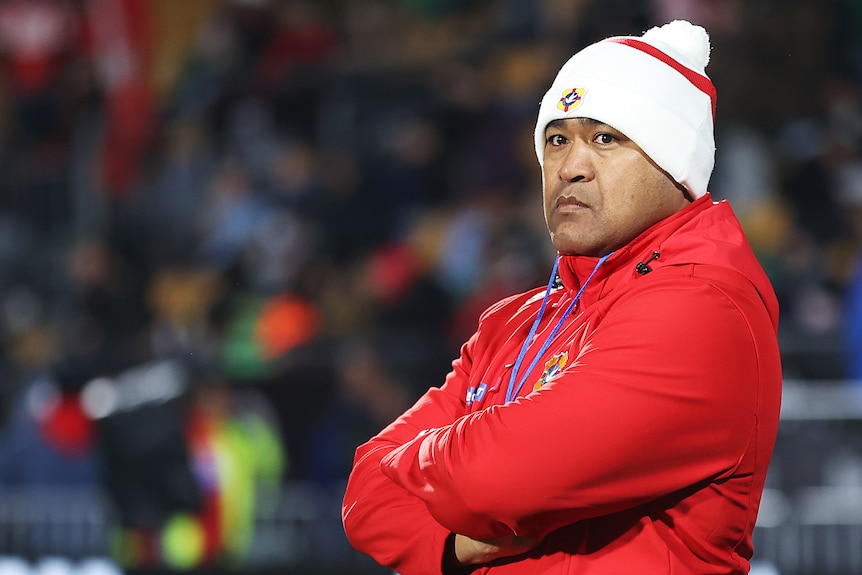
607 37 717 119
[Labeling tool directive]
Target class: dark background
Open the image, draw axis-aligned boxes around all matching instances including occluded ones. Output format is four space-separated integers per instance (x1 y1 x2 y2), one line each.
0 0 861 574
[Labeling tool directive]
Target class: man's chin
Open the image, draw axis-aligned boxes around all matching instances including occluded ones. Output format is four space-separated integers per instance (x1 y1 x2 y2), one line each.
551 233 594 257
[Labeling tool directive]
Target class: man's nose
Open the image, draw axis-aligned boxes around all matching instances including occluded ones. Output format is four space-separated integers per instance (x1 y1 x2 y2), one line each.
558 142 594 183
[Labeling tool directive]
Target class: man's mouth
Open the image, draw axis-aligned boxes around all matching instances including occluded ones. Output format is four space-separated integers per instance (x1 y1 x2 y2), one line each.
555 195 588 212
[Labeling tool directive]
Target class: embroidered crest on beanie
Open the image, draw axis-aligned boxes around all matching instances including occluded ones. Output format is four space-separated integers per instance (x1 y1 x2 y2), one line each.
534 20 716 198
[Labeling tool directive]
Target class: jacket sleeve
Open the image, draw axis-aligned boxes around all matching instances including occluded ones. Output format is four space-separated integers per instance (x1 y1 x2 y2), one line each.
341 335 476 575
378 272 781 541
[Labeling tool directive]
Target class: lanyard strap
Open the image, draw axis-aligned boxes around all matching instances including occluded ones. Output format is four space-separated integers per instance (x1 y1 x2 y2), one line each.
505 253 612 403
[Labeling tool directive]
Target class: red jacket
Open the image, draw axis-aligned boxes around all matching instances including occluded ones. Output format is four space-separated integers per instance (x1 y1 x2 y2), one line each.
342 195 782 574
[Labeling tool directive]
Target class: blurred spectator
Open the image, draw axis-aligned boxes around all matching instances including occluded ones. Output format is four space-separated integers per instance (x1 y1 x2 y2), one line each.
84 0 155 197
146 263 224 361
0 0 82 143
0 0 88 232
176 378 285 568
365 114 447 240
197 160 273 271
313 147 385 264
0 372 98 487
87 360 285 570
63 237 150 373
356 241 456 397
301 340 410 484
146 115 216 262
839 158 862 383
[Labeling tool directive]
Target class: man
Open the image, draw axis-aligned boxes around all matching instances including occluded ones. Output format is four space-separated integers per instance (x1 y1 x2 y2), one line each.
342 20 781 575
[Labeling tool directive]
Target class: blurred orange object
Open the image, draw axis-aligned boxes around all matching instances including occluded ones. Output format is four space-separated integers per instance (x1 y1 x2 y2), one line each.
254 294 320 359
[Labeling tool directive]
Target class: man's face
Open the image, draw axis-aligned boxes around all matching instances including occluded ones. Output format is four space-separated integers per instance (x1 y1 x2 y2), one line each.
541 118 691 257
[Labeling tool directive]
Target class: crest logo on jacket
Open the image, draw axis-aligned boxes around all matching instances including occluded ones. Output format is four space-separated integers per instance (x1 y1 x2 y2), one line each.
557 88 585 112
533 352 568 391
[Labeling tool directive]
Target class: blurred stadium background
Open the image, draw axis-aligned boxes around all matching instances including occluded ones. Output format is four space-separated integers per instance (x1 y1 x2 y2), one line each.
0 0 860 574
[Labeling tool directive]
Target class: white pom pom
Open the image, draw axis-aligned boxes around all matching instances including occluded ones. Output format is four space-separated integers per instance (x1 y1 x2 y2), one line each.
642 20 711 71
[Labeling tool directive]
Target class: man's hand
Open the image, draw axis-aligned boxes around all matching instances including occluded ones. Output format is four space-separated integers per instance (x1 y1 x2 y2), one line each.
453 533 541 565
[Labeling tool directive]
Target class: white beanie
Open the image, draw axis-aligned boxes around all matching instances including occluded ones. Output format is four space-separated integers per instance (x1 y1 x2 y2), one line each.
534 20 716 198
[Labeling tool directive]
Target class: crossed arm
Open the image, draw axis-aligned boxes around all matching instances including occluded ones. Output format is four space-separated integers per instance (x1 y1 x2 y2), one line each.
343 277 769 574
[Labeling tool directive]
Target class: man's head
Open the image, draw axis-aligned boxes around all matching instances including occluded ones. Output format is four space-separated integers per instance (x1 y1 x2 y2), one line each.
534 20 716 256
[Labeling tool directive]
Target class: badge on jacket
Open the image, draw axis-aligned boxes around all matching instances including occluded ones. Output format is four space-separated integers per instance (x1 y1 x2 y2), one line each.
533 351 568 392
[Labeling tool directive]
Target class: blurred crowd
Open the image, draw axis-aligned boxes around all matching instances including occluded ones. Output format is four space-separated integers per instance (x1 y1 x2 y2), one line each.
0 0 862 569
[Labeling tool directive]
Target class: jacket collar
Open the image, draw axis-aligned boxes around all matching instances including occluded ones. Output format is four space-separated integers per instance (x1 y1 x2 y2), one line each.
556 194 715 305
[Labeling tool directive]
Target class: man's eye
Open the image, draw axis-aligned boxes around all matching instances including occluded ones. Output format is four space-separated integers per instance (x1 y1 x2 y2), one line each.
595 133 616 144
548 134 566 146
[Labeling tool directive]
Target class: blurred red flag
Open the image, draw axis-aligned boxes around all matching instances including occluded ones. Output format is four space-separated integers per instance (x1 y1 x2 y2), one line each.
85 0 154 197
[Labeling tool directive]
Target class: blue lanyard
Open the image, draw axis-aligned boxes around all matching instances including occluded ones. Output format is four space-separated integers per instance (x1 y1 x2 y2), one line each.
505 253 613 403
